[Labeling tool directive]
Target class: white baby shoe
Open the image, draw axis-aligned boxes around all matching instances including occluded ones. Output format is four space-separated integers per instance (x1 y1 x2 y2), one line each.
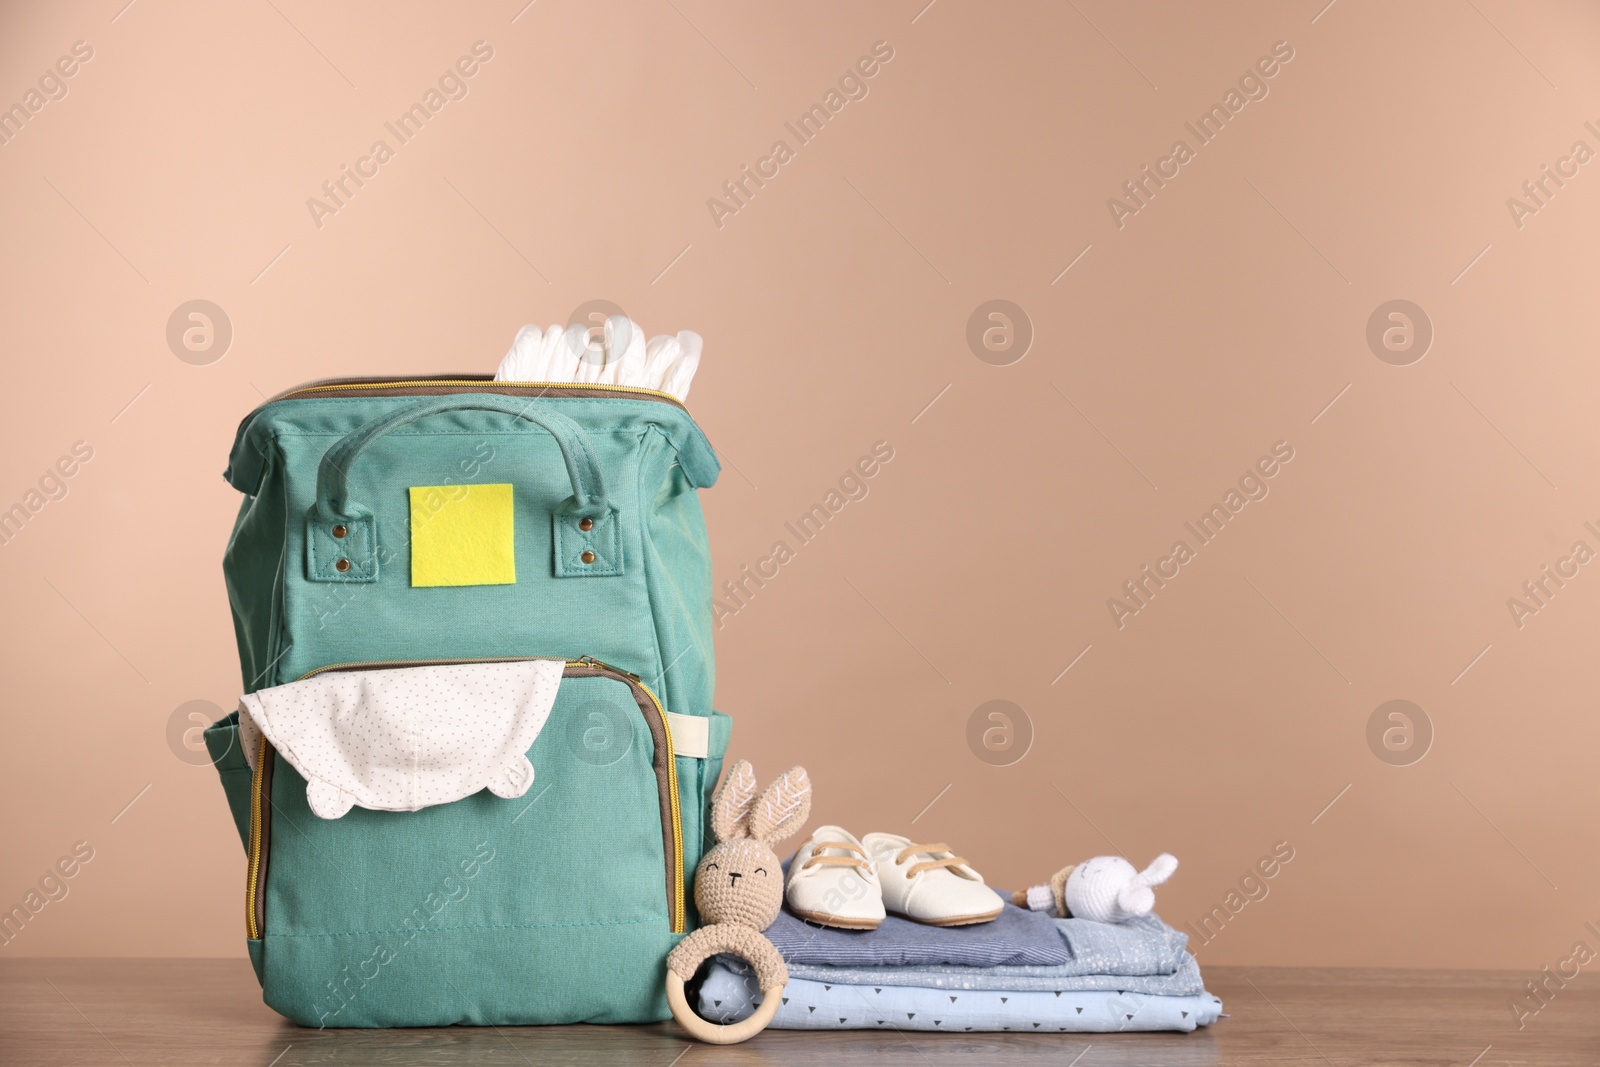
862 832 1004 927
786 826 886 929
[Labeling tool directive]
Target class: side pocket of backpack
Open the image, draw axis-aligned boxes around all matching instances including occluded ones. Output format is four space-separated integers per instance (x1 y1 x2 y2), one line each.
206 710 268 986
205 711 254 854
678 709 732 929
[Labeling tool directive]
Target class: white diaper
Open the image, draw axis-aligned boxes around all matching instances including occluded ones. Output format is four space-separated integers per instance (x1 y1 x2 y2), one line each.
494 317 703 401
238 660 565 820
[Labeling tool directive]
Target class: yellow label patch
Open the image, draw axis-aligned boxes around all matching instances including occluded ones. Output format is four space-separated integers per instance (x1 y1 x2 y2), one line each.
409 483 516 587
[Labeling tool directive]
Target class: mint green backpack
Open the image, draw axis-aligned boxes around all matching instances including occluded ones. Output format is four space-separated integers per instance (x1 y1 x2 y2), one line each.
204 377 730 1027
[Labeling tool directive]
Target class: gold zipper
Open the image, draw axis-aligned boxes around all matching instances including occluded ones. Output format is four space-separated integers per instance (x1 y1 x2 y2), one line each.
244 735 269 939
264 377 688 411
244 655 687 937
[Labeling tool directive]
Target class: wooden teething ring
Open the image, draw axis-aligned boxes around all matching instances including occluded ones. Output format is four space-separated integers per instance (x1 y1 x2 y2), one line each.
665 924 787 1045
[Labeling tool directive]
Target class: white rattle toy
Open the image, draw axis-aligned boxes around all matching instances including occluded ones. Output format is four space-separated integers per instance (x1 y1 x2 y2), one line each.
1013 854 1178 924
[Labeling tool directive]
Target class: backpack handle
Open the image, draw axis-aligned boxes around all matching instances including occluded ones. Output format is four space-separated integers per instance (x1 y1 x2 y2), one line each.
304 396 620 583
315 396 609 518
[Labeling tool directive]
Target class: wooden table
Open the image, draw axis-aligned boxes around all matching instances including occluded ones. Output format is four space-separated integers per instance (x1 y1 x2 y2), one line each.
3 960 1595 1065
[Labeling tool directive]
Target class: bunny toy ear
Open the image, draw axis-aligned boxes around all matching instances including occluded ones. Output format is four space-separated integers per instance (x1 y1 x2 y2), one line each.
711 760 759 841
747 766 812 845
1135 854 1178 888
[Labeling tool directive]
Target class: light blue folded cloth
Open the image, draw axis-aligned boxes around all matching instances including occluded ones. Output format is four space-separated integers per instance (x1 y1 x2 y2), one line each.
780 912 1204 994
787 949 1207 995
698 961 1223 1033
1050 913 1192 975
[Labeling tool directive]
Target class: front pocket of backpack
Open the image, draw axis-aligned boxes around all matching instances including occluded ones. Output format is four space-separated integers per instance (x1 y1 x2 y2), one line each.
244 655 688 940
242 657 689 1024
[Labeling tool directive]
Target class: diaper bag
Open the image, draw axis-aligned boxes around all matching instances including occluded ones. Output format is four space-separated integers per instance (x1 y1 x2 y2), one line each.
204 376 730 1027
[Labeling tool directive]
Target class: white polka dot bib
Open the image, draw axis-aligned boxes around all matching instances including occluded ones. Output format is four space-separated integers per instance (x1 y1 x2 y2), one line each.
238 660 566 819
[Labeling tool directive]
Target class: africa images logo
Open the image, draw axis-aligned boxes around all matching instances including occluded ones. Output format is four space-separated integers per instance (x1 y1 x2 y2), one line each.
1106 442 1295 629
1105 40 1296 229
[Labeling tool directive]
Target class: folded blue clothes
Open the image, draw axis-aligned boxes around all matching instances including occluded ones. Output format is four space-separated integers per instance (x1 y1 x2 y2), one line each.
1052 913 1191 976
699 960 1224 1033
769 872 1069 967
777 913 1203 994
786 948 1207 995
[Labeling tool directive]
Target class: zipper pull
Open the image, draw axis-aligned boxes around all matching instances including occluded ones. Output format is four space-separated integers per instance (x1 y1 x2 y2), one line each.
576 655 641 680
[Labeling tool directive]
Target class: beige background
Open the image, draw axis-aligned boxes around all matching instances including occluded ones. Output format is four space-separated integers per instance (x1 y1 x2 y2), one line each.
1 0 1597 975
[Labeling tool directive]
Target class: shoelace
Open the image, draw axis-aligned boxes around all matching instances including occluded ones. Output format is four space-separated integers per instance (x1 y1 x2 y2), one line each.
892 842 969 878
800 839 874 876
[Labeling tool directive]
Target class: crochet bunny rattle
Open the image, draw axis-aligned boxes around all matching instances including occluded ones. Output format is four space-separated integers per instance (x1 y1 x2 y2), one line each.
665 759 811 1044
1012 854 1179 924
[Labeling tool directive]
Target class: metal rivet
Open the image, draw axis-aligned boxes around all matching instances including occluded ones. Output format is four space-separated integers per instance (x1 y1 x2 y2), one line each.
580 550 596 564
335 558 351 572
332 525 347 539
578 517 594 532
